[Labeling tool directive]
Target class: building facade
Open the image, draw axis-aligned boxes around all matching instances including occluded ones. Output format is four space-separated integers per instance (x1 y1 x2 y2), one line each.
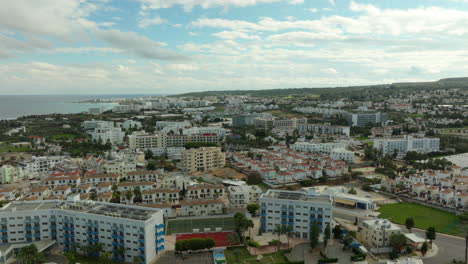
259 190 332 240
180 147 226 173
0 200 165 264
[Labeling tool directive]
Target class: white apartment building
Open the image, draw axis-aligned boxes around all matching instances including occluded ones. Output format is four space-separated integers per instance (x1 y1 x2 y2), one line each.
180 147 226 173
155 121 191 131
292 142 347 155
297 124 350 136
273 118 307 130
357 218 402 251
118 120 142 130
113 104 142 113
104 161 137 176
0 200 165 264
82 120 114 130
228 185 263 208
177 200 224 217
125 171 160 182
182 127 226 138
259 190 332 240
330 148 355 163
0 165 25 184
142 189 180 204
129 132 160 149
91 127 125 144
373 135 440 155
23 156 65 176
186 184 225 200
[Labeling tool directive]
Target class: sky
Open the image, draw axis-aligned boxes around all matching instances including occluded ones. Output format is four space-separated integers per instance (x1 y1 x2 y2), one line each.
1 0 468 95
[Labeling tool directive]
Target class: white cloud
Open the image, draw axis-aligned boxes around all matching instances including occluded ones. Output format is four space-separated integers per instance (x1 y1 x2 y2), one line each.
327 0 335 6
309 8 318 13
140 0 303 12
96 29 190 60
0 0 99 40
213 31 260 40
138 16 166 28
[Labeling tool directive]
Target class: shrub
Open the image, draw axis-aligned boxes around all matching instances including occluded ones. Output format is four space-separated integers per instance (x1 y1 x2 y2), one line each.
175 238 215 251
317 258 338 263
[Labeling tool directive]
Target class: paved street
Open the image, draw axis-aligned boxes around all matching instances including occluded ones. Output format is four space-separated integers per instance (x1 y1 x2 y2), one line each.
333 208 466 264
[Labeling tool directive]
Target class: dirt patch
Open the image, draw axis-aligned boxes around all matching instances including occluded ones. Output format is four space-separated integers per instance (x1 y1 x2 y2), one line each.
208 168 247 180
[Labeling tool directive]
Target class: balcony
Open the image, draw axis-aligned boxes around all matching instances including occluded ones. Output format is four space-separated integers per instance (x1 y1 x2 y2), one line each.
156 231 164 236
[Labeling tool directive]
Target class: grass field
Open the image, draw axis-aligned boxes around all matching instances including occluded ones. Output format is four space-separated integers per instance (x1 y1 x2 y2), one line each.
0 144 32 153
49 133 80 140
224 247 289 264
378 203 466 236
167 217 236 235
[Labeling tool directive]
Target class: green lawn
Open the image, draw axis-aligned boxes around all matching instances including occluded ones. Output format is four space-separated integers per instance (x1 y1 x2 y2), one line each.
224 247 289 264
166 217 236 235
0 144 32 153
378 203 466 236
49 133 80 140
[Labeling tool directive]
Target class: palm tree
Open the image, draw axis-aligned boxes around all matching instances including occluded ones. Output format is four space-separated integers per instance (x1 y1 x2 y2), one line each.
101 251 112 260
273 225 285 252
284 225 293 249
246 219 254 239
125 190 133 204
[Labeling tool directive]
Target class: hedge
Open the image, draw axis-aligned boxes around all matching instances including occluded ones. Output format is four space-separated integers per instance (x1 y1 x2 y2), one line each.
175 238 215 251
318 258 338 264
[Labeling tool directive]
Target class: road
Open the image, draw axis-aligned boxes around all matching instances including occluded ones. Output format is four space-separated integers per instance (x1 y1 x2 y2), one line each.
333 208 466 264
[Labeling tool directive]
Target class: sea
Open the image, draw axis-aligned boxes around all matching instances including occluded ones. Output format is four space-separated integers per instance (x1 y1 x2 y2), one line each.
0 94 160 120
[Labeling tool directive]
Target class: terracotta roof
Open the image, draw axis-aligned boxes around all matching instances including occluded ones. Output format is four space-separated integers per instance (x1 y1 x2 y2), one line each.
53 185 71 191
45 175 80 181
31 187 49 193
98 192 113 199
96 182 112 188
85 173 119 179
76 184 92 189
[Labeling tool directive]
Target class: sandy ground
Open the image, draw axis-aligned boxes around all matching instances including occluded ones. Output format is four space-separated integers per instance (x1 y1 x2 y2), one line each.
206 168 247 180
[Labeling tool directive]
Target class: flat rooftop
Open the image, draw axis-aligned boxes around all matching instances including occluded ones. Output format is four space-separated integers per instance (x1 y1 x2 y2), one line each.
261 190 331 203
1 200 160 221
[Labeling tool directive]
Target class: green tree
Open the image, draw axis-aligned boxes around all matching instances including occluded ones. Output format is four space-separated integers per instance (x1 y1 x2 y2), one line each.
233 213 249 242
405 217 415 233
133 186 142 203
323 224 331 249
421 242 429 256
273 224 286 252
310 220 320 249
426 226 436 244
246 204 259 216
147 160 157 170
89 191 97 201
16 244 45 264
332 225 343 239
125 189 133 204
389 233 407 253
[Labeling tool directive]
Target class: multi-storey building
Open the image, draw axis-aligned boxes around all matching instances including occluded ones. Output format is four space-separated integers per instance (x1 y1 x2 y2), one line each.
180 147 226 173
273 117 307 130
90 127 125 144
177 200 224 217
373 135 440 155
0 200 165 264
259 190 332 240
155 121 191 131
125 171 160 182
297 123 350 136
82 120 114 130
142 189 180 204
128 132 159 149
186 184 225 200
292 142 347 155
0 165 25 184
104 161 137 176
228 185 263 208
346 112 388 127
357 218 402 250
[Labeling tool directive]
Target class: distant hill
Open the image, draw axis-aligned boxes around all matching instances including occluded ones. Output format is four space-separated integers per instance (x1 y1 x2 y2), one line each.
173 77 468 98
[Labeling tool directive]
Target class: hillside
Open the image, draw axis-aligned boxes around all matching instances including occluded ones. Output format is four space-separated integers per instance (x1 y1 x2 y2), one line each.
173 78 468 98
